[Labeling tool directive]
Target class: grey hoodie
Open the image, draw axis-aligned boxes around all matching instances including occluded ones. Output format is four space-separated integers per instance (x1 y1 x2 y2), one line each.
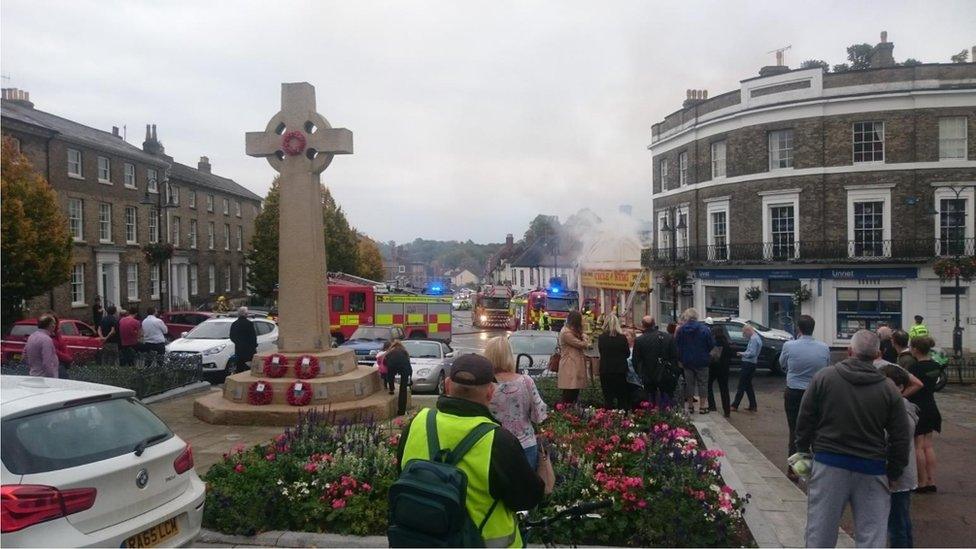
795 357 911 479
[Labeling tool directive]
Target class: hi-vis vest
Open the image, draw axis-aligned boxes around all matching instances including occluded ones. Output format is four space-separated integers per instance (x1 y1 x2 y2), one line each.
909 323 929 339
401 408 523 548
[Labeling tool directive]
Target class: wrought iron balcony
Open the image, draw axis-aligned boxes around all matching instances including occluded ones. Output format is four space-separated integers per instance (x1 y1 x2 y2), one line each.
641 238 975 268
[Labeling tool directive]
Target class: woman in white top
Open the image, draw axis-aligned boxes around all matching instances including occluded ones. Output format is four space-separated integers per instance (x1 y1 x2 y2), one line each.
485 336 548 468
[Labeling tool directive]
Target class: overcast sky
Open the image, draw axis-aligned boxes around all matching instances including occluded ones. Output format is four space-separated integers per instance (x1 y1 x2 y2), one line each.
3 0 974 243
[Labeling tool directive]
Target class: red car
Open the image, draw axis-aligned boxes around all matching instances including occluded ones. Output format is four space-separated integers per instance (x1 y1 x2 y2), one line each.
160 311 215 341
1 318 103 363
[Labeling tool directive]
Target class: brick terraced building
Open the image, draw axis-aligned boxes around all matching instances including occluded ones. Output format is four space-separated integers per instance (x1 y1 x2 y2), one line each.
646 36 976 350
2 89 262 322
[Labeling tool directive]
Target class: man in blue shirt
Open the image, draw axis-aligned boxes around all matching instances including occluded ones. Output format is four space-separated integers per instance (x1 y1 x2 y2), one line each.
732 325 762 411
779 315 830 471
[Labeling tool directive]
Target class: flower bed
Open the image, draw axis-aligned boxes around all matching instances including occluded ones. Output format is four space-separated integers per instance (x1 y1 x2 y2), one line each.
203 396 751 546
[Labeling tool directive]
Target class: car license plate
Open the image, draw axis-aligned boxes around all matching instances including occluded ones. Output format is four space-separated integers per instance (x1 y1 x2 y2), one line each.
123 516 179 548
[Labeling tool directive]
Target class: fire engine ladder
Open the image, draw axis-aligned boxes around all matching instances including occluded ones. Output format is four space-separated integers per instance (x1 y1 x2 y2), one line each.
619 269 647 321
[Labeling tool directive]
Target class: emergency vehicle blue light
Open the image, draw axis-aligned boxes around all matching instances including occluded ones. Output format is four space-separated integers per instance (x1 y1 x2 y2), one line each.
551 287 560 294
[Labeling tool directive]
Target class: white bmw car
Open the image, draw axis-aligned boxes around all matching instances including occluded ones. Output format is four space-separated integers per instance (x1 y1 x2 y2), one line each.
0 376 205 547
165 316 278 378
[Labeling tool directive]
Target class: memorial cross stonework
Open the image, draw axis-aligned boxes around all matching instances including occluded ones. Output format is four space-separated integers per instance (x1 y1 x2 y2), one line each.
194 83 399 425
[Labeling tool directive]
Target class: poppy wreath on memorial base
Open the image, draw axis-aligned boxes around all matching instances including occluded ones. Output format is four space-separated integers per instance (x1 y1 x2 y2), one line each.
286 380 313 407
263 353 288 378
281 130 306 156
247 380 274 405
294 355 320 379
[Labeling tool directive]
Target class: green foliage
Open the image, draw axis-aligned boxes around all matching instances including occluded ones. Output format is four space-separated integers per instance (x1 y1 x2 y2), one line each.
846 43 874 69
356 234 385 281
1 355 202 398
800 59 829 72
832 63 851 73
381 239 502 278
247 182 375 299
1 137 72 325
950 49 969 63
902 58 922 66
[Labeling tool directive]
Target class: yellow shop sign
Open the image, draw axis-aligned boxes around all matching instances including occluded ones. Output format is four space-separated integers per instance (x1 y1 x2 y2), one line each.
580 269 650 291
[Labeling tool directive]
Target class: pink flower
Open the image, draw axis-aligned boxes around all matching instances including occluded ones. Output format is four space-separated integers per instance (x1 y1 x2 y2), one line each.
637 499 647 509
332 498 346 509
232 443 246 454
639 400 651 409
304 462 318 473
362 483 372 492
630 438 646 452
234 463 245 473
265 453 276 461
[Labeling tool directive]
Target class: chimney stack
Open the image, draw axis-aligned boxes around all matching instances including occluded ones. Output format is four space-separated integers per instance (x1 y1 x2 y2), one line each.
142 123 166 156
112 126 120 137
869 30 895 68
505 234 514 246
683 89 709 109
1 88 34 108
198 156 212 173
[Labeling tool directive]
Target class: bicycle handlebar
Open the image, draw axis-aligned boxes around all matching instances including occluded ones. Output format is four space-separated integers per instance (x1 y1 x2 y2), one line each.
522 500 613 528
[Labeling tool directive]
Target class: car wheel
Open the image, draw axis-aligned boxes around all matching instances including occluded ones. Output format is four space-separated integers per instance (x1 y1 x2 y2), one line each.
768 353 783 375
437 371 446 395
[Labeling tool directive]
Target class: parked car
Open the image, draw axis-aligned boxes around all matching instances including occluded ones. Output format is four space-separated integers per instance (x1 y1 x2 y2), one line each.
0 375 205 547
402 339 456 394
508 330 559 377
339 325 405 364
1 319 103 363
704 317 792 373
159 311 214 342
164 317 278 379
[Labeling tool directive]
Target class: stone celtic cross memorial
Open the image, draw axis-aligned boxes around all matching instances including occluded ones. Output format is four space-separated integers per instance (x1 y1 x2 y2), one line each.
195 82 399 425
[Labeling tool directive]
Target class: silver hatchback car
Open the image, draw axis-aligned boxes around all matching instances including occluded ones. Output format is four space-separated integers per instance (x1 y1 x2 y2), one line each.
402 340 457 394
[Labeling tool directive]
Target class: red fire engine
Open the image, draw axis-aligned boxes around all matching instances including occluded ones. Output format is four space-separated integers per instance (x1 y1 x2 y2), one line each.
517 280 580 331
471 285 514 329
327 274 453 343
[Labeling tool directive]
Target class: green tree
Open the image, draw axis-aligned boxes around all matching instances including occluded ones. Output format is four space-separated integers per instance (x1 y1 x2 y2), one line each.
846 43 874 70
901 58 922 66
950 49 969 63
524 214 560 245
247 182 363 299
832 63 851 73
800 59 830 72
1 137 72 325
356 234 385 281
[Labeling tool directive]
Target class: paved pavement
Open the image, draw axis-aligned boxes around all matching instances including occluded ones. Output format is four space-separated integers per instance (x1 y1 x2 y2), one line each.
726 369 976 548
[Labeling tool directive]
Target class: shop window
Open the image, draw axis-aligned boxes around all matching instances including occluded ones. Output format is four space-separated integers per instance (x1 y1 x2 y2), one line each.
836 288 901 339
705 286 739 318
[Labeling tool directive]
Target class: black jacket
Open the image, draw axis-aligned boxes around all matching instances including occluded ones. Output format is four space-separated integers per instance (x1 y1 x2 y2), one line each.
795 358 911 479
632 327 677 380
385 348 412 377
597 333 631 375
229 317 258 362
396 396 545 512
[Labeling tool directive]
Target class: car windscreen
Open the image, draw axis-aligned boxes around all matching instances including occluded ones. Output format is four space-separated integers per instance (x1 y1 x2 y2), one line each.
185 322 232 339
482 297 509 309
9 325 38 338
401 341 441 358
546 297 578 312
745 320 772 332
349 327 392 341
509 336 558 355
1 397 173 474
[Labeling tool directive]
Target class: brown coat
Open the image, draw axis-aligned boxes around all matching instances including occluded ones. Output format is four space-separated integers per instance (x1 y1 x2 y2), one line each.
558 327 589 390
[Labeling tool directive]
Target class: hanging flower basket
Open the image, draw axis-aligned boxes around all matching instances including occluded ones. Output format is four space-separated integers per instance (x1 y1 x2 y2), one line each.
263 354 288 378
294 355 320 379
934 257 976 282
792 284 813 306
286 380 313 406
745 286 762 302
247 380 274 405
143 242 174 265
660 269 689 289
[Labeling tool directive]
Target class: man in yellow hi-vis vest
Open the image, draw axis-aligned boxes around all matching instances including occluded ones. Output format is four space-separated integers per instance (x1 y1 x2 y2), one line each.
395 355 544 547
908 315 929 340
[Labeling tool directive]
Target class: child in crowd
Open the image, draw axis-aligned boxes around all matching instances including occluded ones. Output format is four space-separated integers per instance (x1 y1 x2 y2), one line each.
376 341 393 393
879 363 919 548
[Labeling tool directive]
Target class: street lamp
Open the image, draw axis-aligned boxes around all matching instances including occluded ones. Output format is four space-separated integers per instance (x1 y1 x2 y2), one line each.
141 176 176 312
660 208 687 323
931 185 970 357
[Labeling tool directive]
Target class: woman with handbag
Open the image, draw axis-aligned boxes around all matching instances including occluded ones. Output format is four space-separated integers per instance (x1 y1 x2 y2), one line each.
486 336 548 470
557 310 589 404
707 325 734 417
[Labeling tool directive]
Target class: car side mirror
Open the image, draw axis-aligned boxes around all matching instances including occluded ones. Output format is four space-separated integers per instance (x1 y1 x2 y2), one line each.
445 351 455 358
181 332 188 338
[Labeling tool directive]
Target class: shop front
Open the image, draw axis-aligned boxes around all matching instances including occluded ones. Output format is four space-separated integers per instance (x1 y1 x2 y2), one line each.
581 268 651 327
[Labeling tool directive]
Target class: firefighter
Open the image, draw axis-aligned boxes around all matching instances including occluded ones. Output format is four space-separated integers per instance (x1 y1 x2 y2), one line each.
538 311 551 331
582 308 595 339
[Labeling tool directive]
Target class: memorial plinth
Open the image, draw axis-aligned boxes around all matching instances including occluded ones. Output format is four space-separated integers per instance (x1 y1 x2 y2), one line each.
194 82 399 425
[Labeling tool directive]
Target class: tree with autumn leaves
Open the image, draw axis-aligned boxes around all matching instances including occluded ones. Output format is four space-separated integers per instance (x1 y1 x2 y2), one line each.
1 137 72 326
246 180 386 299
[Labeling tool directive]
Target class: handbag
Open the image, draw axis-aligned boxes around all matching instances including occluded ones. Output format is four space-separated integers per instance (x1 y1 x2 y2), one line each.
548 348 561 373
536 441 555 495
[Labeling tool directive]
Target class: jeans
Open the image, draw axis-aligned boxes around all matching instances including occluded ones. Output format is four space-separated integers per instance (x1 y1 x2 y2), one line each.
888 491 913 548
732 362 757 409
784 388 805 457
600 373 630 409
523 444 539 470
396 373 410 415
805 460 890 548
707 363 730 414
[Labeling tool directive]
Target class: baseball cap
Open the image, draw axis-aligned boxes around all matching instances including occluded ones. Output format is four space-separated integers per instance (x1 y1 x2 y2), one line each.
449 354 497 386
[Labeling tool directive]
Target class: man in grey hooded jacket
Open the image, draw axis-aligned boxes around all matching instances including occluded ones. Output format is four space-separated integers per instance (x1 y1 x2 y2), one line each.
796 329 911 548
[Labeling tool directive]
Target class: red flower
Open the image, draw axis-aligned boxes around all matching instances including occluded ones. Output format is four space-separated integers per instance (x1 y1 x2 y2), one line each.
294 355 321 379
265 453 276 461
234 463 246 473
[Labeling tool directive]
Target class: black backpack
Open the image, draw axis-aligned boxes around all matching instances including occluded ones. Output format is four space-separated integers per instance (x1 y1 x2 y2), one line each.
388 410 500 547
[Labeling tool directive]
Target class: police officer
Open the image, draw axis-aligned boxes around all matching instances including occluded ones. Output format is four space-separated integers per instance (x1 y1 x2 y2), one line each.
396 355 544 547
908 315 929 341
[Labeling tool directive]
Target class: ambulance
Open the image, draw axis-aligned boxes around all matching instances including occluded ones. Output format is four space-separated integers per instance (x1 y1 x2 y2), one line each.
327 274 453 344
